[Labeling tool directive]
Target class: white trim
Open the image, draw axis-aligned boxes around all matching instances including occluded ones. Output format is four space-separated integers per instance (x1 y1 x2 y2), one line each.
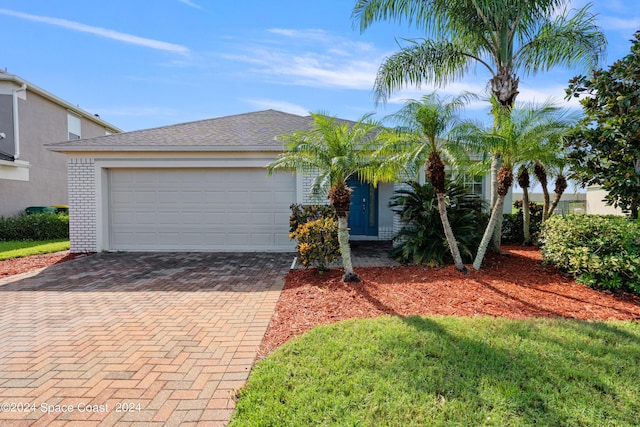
0 159 30 181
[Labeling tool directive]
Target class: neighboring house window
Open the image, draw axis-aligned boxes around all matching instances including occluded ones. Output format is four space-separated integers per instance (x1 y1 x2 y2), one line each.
68 114 81 140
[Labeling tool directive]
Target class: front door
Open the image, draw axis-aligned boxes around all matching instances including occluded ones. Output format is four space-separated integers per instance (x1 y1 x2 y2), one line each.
347 176 378 236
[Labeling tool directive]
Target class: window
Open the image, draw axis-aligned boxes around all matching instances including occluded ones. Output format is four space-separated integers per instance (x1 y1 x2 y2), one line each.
461 174 483 196
446 170 484 196
67 114 81 140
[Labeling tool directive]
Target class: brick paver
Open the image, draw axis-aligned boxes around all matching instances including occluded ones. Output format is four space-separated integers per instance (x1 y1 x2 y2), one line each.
0 252 291 426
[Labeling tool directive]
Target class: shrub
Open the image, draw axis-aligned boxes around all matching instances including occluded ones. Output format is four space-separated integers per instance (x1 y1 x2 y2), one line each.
290 217 339 272
390 181 488 265
289 204 339 272
540 215 640 294
502 201 544 244
0 212 69 241
289 204 337 233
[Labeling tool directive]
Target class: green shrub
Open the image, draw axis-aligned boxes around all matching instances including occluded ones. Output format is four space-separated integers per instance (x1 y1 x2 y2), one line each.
502 201 544 244
0 213 69 241
289 204 339 272
390 181 488 265
540 215 640 294
290 217 339 272
289 204 337 233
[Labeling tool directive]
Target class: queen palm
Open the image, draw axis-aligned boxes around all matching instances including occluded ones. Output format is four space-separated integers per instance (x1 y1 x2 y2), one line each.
268 112 381 282
353 0 605 109
455 98 576 269
374 93 470 272
353 0 606 251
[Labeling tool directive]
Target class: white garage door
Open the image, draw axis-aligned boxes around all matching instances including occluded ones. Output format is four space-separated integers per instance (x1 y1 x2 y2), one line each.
108 168 296 251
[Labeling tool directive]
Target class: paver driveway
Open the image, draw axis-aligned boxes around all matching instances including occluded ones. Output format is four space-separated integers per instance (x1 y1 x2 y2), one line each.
0 252 291 426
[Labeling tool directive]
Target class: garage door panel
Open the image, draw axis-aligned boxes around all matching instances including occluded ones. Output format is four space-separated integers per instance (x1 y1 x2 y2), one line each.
109 168 295 251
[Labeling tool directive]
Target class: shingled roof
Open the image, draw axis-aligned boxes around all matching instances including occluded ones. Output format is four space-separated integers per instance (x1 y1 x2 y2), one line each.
48 110 315 152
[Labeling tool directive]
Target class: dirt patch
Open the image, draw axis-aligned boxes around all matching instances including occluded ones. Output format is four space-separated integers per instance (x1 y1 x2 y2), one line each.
0 251 85 278
259 245 640 358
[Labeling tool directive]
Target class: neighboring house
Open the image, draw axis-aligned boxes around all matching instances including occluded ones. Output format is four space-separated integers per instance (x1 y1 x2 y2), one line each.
585 185 625 215
48 109 504 253
0 72 121 218
512 192 586 214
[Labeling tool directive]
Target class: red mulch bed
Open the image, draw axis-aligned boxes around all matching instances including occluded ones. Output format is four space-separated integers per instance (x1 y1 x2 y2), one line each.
0 251 83 278
258 245 640 358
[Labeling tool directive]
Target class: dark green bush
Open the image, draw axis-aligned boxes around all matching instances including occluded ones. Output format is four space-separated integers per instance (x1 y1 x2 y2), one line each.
290 217 340 272
289 204 339 272
390 181 488 265
502 201 544 244
540 215 640 294
0 213 69 241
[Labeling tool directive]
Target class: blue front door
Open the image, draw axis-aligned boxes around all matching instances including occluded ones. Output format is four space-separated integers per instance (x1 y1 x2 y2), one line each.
347 177 378 236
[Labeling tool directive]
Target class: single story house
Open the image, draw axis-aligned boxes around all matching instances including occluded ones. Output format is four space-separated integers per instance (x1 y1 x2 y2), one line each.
48 109 504 253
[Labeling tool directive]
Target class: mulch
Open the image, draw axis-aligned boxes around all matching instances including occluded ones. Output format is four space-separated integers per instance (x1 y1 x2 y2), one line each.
258 245 640 358
0 251 84 278
2 247 638 361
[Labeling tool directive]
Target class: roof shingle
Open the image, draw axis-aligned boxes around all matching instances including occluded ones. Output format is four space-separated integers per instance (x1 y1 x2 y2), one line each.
48 110 314 152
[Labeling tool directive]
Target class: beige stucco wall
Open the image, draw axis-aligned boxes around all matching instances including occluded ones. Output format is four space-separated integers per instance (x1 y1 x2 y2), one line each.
0 90 112 217
586 186 625 215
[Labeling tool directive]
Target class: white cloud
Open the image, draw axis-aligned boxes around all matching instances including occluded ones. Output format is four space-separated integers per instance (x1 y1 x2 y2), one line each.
244 98 309 116
222 30 381 90
0 8 190 55
596 16 640 31
177 0 203 10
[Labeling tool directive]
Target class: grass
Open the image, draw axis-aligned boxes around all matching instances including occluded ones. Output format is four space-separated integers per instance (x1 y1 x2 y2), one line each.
230 316 640 426
0 239 70 260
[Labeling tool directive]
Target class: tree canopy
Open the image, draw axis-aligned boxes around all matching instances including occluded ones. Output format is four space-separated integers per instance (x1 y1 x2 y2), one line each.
566 31 640 218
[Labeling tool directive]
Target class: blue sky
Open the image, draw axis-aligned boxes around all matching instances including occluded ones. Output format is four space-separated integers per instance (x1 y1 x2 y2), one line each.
1 0 639 132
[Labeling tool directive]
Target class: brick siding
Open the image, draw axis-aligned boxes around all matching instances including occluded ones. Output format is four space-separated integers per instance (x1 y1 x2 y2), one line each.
68 158 96 253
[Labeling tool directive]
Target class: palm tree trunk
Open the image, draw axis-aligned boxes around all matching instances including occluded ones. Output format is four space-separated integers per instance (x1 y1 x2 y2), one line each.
490 155 503 251
548 192 563 217
337 215 359 282
522 187 531 245
474 194 506 271
548 175 568 217
436 192 468 273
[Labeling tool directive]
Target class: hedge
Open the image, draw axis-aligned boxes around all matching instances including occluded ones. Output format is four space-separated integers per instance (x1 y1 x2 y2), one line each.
540 215 640 294
0 213 69 241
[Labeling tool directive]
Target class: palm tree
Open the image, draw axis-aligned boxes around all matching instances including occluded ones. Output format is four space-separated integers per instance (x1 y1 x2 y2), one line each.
516 165 533 245
373 93 470 272
352 0 606 251
352 0 605 109
455 98 576 269
267 112 381 282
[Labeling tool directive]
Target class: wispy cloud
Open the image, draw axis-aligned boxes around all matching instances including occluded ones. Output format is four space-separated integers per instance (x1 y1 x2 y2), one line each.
0 8 190 55
221 29 381 90
596 16 640 31
177 0 203 10
244 98 309 116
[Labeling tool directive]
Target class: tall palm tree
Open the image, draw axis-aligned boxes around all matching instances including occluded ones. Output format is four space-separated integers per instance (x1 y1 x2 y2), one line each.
268 112 381 282
373 93 470 272
353 0 605 109
455 98 576 269
353 0 606 251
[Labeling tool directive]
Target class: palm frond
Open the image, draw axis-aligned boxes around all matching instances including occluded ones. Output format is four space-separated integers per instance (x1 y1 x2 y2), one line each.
374 39 482 103
515 4 607 74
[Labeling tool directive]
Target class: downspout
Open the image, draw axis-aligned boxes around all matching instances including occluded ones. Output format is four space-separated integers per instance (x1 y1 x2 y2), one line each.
12 82 27 160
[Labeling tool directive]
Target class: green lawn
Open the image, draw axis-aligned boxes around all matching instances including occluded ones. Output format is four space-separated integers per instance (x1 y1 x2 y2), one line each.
230 316 640 426
0 239 70 260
